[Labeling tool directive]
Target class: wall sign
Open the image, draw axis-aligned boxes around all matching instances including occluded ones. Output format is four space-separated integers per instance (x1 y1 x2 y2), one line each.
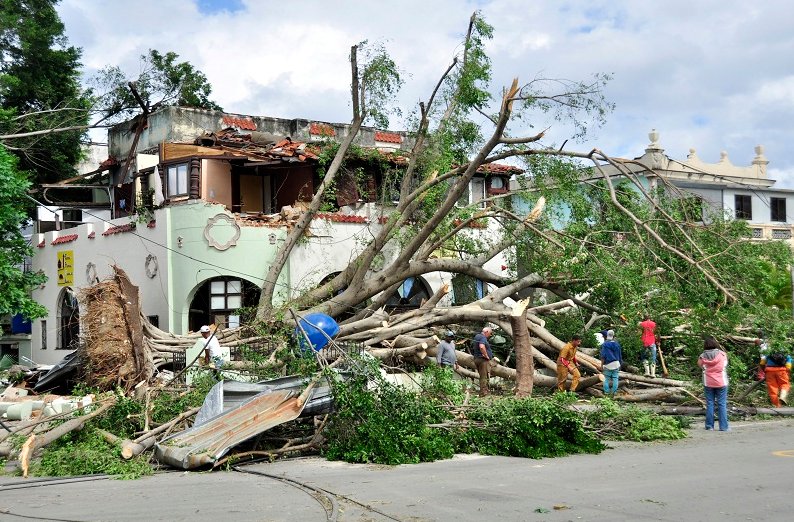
57 250 74 286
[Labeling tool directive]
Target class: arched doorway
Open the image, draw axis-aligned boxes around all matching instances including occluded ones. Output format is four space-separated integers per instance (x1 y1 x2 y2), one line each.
57 287 80 350
188 277 260 332
384 277 432 313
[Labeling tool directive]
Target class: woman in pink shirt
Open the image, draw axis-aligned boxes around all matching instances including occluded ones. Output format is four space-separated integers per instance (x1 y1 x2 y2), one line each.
697 336 730 431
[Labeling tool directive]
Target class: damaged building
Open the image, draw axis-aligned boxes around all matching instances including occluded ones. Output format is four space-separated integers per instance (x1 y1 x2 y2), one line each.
25 106 517 365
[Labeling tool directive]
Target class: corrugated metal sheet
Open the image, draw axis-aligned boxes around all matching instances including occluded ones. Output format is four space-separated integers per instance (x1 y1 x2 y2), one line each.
155 389 306 469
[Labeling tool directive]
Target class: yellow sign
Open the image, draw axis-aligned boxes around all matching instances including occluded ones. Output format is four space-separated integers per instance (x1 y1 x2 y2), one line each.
57 250 74 286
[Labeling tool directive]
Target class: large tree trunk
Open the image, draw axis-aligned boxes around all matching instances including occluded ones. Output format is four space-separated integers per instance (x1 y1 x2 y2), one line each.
256 46 365 322
512 298 533 398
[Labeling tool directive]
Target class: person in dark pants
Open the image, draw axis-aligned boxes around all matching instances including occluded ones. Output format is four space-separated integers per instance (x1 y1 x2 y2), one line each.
471 326 494 396
437 330 459 370
697 336 729 431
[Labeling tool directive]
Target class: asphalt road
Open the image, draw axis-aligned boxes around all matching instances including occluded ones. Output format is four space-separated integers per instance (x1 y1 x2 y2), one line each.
1 418 793 521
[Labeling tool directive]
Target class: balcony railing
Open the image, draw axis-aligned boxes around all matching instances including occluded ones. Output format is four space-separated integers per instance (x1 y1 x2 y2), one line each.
748 223 794 243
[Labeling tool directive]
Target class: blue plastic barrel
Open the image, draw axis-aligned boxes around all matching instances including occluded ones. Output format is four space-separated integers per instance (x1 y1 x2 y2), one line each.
295 313 340 351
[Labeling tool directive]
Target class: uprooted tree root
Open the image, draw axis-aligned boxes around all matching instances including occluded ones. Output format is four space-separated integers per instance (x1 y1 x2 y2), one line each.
79 266 154 391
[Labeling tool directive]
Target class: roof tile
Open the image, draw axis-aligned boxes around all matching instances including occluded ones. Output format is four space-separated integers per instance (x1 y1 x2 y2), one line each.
375 131 402 144
51 234 79 245
102 223 137 236
310 123 336 137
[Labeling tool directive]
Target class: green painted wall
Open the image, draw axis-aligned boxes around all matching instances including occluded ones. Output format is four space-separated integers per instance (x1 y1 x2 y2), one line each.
165 202 288 333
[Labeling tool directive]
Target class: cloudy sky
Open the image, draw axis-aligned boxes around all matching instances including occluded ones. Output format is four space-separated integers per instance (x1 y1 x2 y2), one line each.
57 0 794 185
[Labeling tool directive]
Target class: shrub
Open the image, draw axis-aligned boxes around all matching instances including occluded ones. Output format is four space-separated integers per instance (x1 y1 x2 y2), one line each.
582 398 687 441
34 430 152 479
457 394 605 458
324 364 455 465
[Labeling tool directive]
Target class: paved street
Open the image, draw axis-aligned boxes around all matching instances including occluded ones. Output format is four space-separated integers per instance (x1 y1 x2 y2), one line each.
1 418 793 521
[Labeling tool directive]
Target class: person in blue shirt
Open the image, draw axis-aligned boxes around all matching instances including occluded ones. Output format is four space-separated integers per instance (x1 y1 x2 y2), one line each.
599 329 623 397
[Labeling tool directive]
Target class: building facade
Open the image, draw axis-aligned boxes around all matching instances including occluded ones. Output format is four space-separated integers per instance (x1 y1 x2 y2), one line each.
596 130 794 242
24 107 512 364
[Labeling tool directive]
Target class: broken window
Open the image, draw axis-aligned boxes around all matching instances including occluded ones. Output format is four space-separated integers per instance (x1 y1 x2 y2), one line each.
455 178 488 208
167 163 189 198
471 178 487 208
384 277 432 313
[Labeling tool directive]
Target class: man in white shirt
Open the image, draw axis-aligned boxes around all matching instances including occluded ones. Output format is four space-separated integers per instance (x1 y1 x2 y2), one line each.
200 325 223 371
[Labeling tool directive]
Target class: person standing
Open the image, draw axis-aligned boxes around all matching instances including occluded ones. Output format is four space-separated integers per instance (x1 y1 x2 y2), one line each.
599 330 623 396
200 325 223 374
556 335 582 392
754 338 770 381
638 315 658 377
470 326 494 397
437 330 459 371
697 337 729 431
760 350 792 407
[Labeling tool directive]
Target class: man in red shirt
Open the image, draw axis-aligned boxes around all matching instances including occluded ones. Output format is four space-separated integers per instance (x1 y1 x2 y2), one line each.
638 315 657 377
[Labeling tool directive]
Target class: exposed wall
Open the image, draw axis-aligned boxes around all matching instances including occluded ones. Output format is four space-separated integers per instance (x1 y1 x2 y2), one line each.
109 106 413 159
290 213 510 311
239 174 265 213
202 159 232 208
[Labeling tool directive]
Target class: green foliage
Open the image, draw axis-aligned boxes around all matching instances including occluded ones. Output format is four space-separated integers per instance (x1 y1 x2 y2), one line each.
150 371 216 424
324 362 455 464
458 394 605 458
132 187 158 225
34 429 152 479
95 393 144 439
511 157 794 383
236 344 284 381
0 0 89 184
582 399 687 441
420 364 466 403
325 364 607 465
0 145 47 319
92 49 222 122
355 41 403 128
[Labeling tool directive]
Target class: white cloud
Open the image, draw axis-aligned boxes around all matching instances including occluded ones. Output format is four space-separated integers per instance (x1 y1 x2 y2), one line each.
56 0 794 179
756 76 794 107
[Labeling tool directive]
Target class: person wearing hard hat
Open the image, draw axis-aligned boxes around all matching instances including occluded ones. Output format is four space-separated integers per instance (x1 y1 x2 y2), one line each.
437 330 459 371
